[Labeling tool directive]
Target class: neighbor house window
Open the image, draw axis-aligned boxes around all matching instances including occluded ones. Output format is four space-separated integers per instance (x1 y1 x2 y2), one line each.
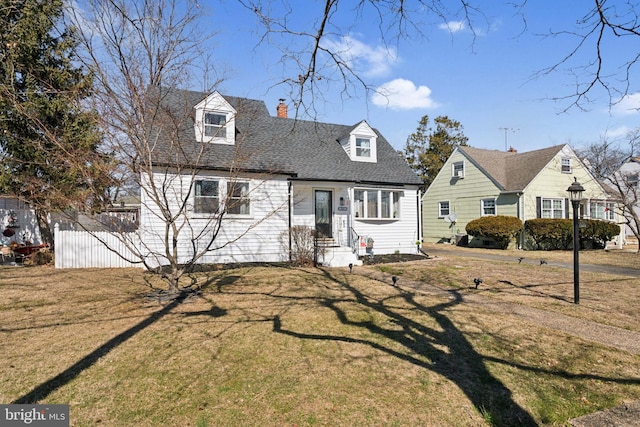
590 202 615 221
438 201 450 218
194 180 220 214
227 181 250 215
542 198 564 218
628 173 639 187
481 198 496 216
204 112 226 138
356 138 371 158
452 161 464 178
354 189 401 219
561 157 572 173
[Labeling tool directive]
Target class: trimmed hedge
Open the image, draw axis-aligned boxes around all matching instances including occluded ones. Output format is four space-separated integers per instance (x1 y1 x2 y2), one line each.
524 218 620 250
524 219 572 250
465 215 523 249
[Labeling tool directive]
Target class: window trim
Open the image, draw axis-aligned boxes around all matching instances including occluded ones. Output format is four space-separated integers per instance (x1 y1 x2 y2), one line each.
226 180 251 217
203 112 227 139
438 201 450 218
193 179 252 217
481 198 496 216
452 161 465 179
561 157 572 174
353 188 401 220
194 179 220 214
355 137 371 158
589 201 615 221
541 197 565 219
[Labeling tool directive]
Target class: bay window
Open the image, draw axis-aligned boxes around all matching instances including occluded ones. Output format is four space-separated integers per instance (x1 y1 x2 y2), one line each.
354 189 401 219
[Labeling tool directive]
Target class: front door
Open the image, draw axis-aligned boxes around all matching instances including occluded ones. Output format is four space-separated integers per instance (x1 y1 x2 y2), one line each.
315 190 332 238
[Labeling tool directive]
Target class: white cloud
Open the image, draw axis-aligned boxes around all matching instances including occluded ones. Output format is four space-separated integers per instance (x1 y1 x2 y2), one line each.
439 20 466 33
612 93 640 115
603 126 632 139
371 78 439 110
322 35 398 77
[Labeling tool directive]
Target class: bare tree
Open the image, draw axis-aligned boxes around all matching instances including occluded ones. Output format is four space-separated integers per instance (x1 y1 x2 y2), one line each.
579 130 640 253
240 1 640 113
238 0 487 117
534 0 640 110
67 0 287 294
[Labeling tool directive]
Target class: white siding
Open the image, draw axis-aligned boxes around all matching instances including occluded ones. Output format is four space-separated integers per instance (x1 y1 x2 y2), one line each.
140 171 290 267
351 187 421 254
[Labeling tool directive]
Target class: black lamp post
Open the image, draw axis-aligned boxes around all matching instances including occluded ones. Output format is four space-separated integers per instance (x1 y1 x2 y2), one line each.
567 177 585 304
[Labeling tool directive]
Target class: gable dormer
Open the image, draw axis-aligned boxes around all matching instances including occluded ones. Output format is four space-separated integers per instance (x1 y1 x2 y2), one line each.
339 120 378 163
194 91 236 144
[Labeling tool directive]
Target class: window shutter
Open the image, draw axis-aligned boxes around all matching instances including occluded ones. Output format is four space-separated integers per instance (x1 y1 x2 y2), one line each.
565 198 569 218
536 197 541 218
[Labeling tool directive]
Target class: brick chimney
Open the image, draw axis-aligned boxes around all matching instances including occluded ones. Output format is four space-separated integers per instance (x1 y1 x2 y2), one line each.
507 146 517 153
276 99 288 118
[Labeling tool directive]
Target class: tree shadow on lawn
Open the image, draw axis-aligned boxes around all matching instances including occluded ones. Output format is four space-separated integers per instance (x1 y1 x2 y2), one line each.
270 269 639 427
12 292 189 404
270 268 538 427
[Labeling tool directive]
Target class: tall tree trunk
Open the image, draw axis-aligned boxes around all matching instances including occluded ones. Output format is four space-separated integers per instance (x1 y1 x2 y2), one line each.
35 207 53 249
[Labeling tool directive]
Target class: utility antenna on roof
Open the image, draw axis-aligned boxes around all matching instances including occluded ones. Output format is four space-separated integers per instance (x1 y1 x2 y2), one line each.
498 127 519 151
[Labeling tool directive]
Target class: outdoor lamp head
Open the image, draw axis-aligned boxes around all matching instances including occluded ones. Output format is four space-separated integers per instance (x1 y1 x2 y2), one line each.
567 177 585 202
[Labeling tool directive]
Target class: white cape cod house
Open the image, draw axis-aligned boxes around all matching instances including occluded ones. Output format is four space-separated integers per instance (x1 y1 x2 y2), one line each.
140 87 422 267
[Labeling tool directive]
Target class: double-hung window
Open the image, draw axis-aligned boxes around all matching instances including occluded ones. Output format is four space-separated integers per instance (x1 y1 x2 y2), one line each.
204 112 226 138
481 198 496 216
227 181 250 215
541 198 564 218
356 138 371 158
561 157 572 173
194 180 220 214
438 201 450 218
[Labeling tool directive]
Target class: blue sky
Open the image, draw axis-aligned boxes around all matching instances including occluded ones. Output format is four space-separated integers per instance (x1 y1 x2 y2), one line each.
200 1 639 153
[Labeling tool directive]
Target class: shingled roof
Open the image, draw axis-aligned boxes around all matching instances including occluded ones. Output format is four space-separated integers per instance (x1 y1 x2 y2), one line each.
148 87 422 186
458 145 566 191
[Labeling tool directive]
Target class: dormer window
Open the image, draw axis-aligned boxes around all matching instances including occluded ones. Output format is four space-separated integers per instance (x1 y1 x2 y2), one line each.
194 91 235 144
339 121 377 163
204 112 226 138
356 138 371 158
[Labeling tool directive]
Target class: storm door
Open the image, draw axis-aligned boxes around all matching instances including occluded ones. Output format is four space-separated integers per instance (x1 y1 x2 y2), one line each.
314 190 333 238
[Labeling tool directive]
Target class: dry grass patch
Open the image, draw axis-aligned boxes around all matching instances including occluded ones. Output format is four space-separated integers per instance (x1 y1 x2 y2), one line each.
0 262 638 426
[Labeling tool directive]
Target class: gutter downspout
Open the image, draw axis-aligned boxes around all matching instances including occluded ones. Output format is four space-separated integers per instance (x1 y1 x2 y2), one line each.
416 188 422 252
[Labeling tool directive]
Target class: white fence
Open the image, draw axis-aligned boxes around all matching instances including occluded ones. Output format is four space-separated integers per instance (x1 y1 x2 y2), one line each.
54 226 143 269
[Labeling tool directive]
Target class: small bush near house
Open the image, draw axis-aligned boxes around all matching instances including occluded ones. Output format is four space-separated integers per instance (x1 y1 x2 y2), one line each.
524 219 573 250
524 219 620 250
465 215 523 249
285 225 315 266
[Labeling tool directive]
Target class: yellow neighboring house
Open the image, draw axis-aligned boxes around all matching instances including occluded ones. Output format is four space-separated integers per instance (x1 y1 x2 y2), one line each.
422 144 620 248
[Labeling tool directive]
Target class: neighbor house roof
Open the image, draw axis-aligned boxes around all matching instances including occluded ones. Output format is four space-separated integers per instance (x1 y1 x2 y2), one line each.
458 145 566 191
148 86 422 186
